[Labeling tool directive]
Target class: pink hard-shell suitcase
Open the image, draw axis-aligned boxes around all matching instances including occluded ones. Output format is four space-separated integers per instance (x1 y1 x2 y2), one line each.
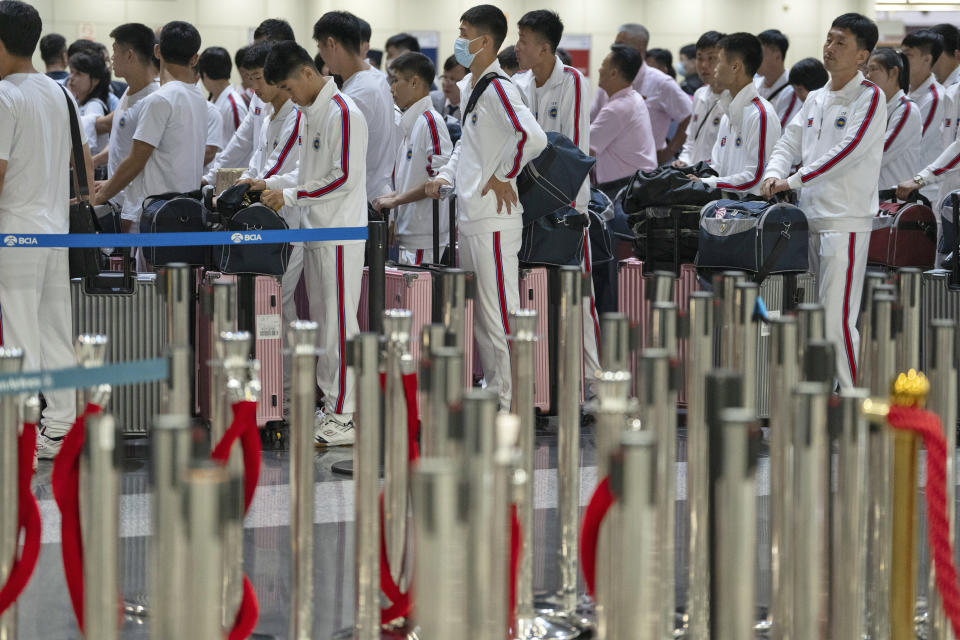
519 267 551 412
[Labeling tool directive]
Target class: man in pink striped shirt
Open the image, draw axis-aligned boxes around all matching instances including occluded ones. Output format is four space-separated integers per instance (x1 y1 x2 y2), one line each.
590 23 692 164
590 44 657 198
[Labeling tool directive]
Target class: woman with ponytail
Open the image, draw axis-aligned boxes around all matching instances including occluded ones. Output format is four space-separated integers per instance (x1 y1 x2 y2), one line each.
867 47 923 189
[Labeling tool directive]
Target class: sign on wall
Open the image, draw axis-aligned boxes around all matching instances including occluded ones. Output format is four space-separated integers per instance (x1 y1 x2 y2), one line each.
559 34 591 77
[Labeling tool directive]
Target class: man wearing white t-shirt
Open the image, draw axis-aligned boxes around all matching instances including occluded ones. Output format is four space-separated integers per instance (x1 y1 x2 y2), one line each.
198 46 249 153
314 11 398 202
0 0 94 459
93 21 208 234
94 23 159 210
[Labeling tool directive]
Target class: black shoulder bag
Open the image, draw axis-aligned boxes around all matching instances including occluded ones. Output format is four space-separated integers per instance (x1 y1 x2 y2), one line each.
461 72 509 123
61 87 103 278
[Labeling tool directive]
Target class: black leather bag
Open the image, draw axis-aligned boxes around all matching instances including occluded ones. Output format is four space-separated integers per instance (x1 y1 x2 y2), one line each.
519 207 588 267
140 192 208 266
587 188 615 267
619 162 721 213
214 203 290 275
62 87 102 278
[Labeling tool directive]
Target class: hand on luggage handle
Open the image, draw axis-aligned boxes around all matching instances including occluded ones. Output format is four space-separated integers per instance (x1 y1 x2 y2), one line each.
879 187 931 208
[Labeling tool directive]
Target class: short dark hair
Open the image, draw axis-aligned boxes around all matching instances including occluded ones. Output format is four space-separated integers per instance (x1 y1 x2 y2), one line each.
313 52 326 73
386 33 420 53
517 10 564 53
109 23 156 65
461 4 509 50
357 18 371 44
832 13 879 53
696 30 724 52
234 45 248 70
68 51 112 106
40 33 66 64
788 56 829 92
0 1 41 57
313 11 362 56
556 47 571 66
498 45 519 71
239 41 273 70
264 40 316 85
159 21 201 66
869 47 910 93
608 43 642 82
389 51 435 85
903 29 944 65
197 46 232 80
680 44 696 59
68 38 108 61
932 23 960 57
757 29 789 58
443 54 466 74
646 48 673 67
253 18 294 43
718 32 764 78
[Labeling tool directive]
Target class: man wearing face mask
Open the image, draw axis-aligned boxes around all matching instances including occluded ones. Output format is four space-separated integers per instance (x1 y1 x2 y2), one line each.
425 4 548 411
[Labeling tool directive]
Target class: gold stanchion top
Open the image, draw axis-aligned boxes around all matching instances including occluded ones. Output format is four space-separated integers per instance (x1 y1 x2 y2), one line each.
891 369 930 409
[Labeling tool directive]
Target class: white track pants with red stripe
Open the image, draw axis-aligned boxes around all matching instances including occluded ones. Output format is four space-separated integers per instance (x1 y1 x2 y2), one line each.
304 242 364 418
398 245 447 266
0 248 76 436
809 230 869 390
581 231 602 392
461 229 522 410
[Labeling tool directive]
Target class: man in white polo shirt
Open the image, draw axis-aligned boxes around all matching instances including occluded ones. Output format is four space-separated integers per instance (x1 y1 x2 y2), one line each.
197 46 248 153
0 0 92 458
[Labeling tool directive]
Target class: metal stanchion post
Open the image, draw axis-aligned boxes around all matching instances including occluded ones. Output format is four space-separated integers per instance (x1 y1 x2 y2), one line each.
383 311 414 602
611 430 658 640
858 272 889 388
715 271 747 367
183 463 229 640
289 321 319 640
352 333 382 640
649 302 678 359
732 282 759 413
555 266 583 619
649 270 676 306
421 340 464 460
413 459 459 640
686 292 713 640
368 222 388 335
592 371 633 640
150 414 191 640
599 313 630 372
896 268 922 373
464 390 502 639
928 321 958 640
867 292 898 640
795 303 825 357
768 317 798 640
418 324 447 459
438 269 468 350
161 263 193 416
829 388 870 640
0 348 22 640
714 408 761 640
493 415 522 635
82 412 121 640
638 348 677 638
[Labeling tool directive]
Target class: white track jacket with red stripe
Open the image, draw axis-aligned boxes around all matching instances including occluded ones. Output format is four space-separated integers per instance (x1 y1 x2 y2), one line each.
701 83 780 196
513 56 591 213
268 79 368 244
392 95 453 249
763 72 886 233
242 98 303 230
438 60 548 237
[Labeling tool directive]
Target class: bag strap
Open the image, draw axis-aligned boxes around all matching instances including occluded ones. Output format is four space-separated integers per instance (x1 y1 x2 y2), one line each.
754 220 792 285
694 99 720 140
60 86 90 200
462 72 509 123
767 83 789 101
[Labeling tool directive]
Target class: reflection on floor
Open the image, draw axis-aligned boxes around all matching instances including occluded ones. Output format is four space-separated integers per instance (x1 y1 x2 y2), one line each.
14 424 955 639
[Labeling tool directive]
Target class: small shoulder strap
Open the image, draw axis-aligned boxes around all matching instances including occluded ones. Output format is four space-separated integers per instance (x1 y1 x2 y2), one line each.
767 83 789 101
462 72 509 123
59 85 90 199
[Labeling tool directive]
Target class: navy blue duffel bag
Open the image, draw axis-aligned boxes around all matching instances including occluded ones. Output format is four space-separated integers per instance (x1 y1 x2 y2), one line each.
695 198 809 282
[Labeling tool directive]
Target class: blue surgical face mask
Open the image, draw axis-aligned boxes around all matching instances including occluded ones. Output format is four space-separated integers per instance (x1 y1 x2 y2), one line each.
454 36 483 68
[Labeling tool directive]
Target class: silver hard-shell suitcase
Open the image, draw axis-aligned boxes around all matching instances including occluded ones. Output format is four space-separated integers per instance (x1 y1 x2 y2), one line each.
71 271 167 435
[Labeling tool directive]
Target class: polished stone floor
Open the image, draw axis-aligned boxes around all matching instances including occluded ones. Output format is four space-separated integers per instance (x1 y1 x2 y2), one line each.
12 421 956 639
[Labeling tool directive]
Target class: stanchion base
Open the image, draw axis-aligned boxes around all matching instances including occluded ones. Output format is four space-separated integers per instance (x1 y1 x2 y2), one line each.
532 593 595 630
123 596 149 617
515 612 593 640
331 460 354 476
330 623 417 639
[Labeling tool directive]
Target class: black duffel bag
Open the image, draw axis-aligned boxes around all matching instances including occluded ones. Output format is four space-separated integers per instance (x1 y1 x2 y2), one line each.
214 203 290 275
140 191 209 267
630 204 702 273
519 207 588 267
618 162 721 213
696 198 809 282
587 188 615 267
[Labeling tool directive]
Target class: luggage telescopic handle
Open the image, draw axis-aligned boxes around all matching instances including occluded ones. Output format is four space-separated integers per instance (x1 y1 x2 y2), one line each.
432 199 441 264
878 188 931 208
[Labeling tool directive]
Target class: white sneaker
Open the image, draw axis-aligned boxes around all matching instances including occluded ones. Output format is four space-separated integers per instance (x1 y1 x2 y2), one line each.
314 413 355 447
36 431 64 461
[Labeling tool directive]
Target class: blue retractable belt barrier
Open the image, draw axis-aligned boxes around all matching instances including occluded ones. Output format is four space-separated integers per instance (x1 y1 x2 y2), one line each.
0 358 169 396
0 227 368 249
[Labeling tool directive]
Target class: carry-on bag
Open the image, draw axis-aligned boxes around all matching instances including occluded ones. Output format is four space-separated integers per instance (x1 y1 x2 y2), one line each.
696 197 809 281
140 191 209 267
869 189 936 269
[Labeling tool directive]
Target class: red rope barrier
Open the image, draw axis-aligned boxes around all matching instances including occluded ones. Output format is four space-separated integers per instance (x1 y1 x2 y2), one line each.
0 421 43 615
508 503 522 637
888 405 960 637
379 371 420 625
50 403 103 631
579 476 615 598
210 400 262 639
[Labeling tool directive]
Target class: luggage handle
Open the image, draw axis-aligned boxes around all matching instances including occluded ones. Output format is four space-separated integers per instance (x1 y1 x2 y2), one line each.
753 221 792 285
878 188 931 208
